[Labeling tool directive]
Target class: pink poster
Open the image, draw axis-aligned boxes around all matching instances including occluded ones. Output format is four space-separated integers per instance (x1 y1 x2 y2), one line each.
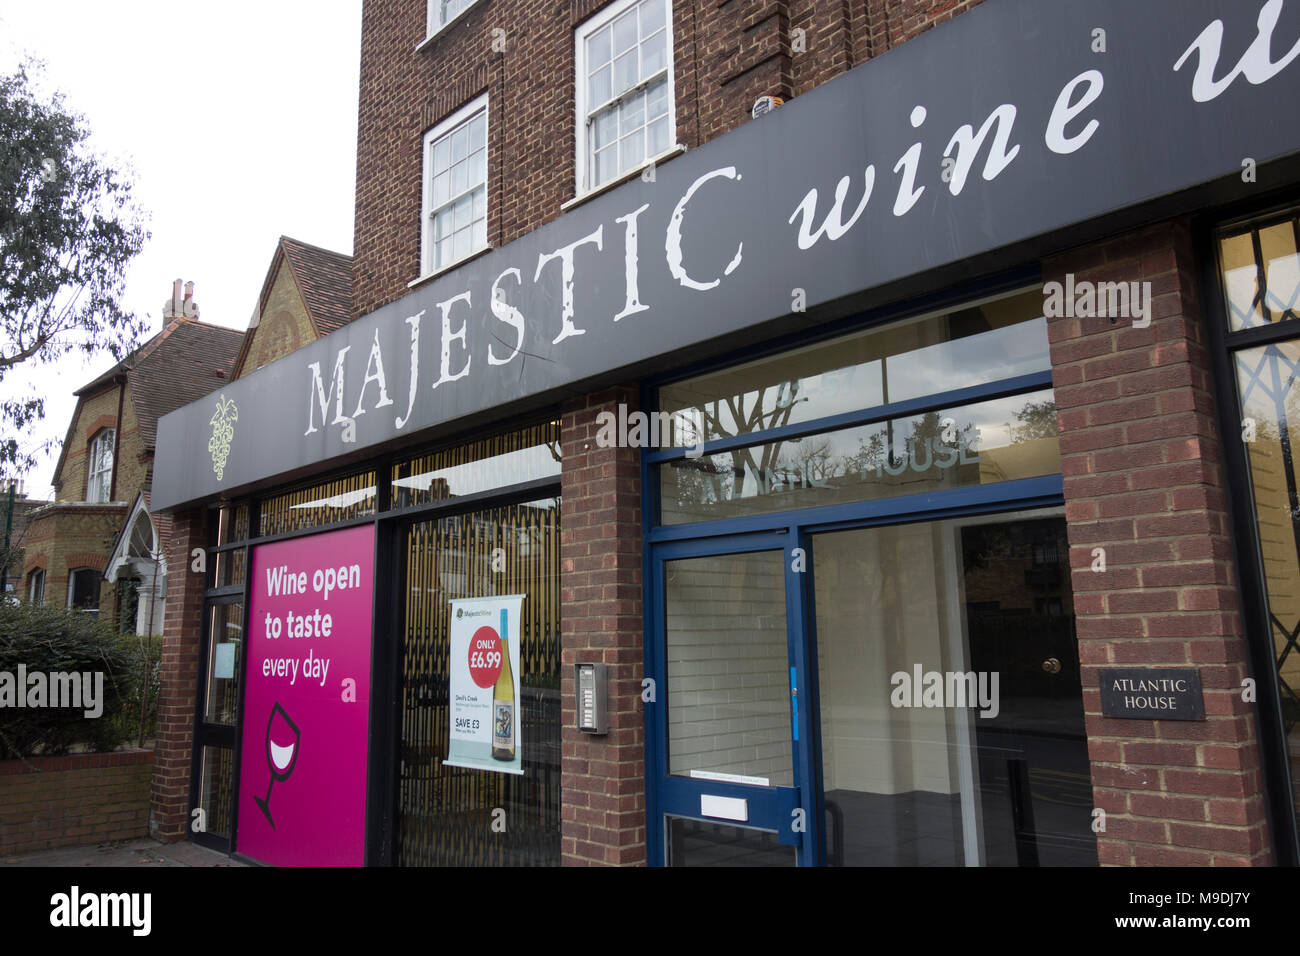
237 524 374 866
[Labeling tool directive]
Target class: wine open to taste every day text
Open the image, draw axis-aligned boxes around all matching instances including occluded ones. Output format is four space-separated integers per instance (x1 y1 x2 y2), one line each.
493 607 516 761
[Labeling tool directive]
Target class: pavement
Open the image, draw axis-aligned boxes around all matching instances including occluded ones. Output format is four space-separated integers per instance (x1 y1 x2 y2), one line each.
0 838 246 867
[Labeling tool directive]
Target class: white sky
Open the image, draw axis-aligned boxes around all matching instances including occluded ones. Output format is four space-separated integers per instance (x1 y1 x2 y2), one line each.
0 1 362 500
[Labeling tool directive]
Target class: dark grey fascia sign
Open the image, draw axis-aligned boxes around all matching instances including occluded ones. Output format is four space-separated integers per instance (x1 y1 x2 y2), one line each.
1099 668 1206 721
153 0 1300 511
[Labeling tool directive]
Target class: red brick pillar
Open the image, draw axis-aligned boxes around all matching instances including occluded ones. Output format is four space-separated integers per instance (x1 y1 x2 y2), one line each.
560 388 646 865
149 507 206 842
1046 219 1272 865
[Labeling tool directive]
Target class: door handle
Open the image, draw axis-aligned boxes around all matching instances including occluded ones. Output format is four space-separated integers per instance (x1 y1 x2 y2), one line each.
1042 657 1061 674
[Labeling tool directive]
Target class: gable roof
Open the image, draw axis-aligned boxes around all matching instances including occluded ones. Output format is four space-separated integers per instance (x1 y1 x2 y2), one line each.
280 236 353 335
232 236 354 378
54 317 244 486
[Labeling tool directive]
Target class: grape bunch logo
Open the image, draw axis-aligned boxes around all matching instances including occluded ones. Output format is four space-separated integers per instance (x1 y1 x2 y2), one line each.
208 394 238 481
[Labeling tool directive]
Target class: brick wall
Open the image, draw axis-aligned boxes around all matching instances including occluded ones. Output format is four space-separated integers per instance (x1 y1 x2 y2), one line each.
352 0 987 320
1046 219 1272 866
237 259 318 378
560 389 646 865
21 503 128 619
150 508 206 842
0 750 154 856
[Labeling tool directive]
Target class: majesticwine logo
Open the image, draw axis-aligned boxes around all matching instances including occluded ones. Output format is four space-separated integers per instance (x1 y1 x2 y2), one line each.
49 886 151 936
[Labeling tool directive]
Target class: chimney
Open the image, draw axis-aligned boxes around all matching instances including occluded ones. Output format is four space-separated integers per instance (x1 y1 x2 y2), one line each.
163 278 200 321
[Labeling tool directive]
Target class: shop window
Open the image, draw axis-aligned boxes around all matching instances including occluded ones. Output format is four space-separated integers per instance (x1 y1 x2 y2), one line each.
424 0 479 40
259 470 377 538
208 502 250 588
397 496 561 865
197 746 236 840
656 288 1058 525
391 420 561 509
86 428 115 503
1217 205 1300 849
67 568 100 617
1218 212 1300 331
421 94 488 277
27 569 44 606
576 0 673 194
203 602 243 726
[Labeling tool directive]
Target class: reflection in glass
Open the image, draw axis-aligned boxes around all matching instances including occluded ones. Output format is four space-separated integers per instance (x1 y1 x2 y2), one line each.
665 551 792 786
391 421 561 509
198 746 235 839
259 471 377 537
813 515 1096 866
1233 340 1300 837
659 289 1050 445
204 603 243 725
212 548 246 588
659 390 1060 524
1219 212 1300 331
666 817 795 866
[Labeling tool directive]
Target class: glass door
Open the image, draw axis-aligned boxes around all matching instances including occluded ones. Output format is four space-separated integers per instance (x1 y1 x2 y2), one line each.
809 509 1096 866
649 532 809 865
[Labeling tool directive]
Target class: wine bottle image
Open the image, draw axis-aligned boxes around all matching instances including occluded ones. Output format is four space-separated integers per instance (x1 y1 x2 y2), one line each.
492 606 516 761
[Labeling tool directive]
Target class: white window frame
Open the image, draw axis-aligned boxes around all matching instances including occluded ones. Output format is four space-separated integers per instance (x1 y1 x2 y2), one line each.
28 569 44 606
67 567 100 617
422 0 482 45
418 93 490 282
86 428 115 503
574 0 677 198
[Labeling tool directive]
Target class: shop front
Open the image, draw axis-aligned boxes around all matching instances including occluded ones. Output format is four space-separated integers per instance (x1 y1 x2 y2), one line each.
151 0 1300 866
643 286 1098 865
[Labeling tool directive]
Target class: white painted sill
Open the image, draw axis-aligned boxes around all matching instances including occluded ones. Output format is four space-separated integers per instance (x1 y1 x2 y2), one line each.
562 143 687 212
407 244 494 289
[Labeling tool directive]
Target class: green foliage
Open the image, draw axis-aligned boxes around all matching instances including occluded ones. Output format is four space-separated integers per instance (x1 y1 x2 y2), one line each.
108 633 160 745
0 602 137 759
0 59 150 474
1007 400 1059 443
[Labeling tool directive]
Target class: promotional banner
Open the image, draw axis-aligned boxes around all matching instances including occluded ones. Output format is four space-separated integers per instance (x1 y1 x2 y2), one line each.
237 524 375 866
445 595 525 775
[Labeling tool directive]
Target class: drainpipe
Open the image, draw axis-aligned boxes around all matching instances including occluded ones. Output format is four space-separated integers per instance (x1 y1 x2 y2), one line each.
110 374 126 502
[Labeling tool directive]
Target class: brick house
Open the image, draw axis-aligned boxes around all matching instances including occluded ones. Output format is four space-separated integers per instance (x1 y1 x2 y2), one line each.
232 236 355 380
21 283 243 632
22 239 352 634
149 0 1300 867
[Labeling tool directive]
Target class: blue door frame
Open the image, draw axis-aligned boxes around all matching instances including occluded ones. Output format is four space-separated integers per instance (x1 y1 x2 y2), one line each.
642 473 1066 866
646 530 817 864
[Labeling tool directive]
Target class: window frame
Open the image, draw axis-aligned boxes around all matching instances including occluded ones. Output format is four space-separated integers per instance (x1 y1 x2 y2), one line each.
86 427 115 503
66 567 100 617
418 93 491 282
574 0 676 198
27 569 44 606
422 0 482 45
1200 197 1300 866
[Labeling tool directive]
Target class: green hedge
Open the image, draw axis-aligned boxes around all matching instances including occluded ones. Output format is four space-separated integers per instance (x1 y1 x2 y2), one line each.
0 604 139 759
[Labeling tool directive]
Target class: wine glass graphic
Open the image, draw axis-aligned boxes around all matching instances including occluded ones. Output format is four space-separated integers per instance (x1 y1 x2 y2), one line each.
254 702 300 830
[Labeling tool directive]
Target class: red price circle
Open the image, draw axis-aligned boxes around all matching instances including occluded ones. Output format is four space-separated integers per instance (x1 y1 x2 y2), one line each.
468 626 502 688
